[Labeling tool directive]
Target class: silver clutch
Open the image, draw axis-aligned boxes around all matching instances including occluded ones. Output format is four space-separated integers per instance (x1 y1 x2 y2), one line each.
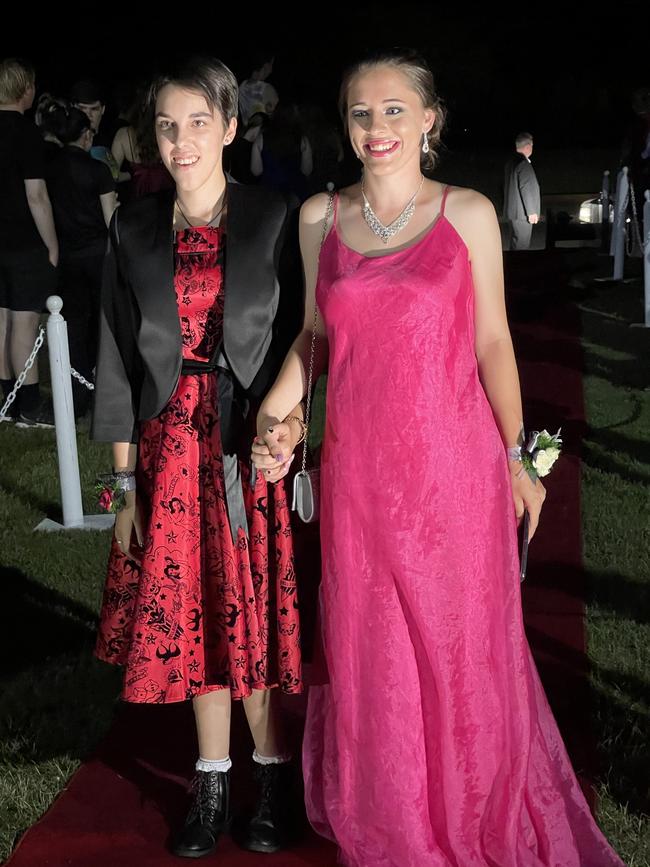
292 468 320 523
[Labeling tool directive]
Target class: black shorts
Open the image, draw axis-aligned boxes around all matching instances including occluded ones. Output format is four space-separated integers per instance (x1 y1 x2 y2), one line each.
0 245 58 312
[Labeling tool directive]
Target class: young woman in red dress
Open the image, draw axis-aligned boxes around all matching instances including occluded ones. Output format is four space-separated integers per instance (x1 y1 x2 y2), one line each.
91 56 303 859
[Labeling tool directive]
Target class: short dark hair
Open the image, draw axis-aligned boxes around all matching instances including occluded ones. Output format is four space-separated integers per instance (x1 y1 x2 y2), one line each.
69 78 104 105
338 47 446 171
148 55 238 127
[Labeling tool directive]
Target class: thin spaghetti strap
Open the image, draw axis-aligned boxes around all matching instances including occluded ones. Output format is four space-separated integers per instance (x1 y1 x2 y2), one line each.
331 190 340 227
440 184 451 217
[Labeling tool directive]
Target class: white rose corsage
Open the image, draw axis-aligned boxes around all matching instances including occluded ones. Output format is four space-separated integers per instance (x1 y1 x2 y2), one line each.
510 428 562 582
521 428 563 481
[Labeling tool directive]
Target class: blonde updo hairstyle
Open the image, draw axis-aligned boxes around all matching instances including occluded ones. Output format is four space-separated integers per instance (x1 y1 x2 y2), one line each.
338 47 446 171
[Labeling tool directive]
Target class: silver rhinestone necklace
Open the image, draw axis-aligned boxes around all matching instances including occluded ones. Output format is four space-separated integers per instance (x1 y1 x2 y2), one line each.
361 175 425 244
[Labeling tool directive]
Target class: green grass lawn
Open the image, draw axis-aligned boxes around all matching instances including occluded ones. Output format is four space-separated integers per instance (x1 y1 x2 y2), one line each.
1 253 648 864
577 270 650 866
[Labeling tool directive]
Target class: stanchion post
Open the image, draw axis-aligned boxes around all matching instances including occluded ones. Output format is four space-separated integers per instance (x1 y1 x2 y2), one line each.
612 167 629 280
45 295 84 528
643 190 650 328
602 169 610 223
600 169 610 252
630 189 650 330
609 169 621 256
34 297 114 532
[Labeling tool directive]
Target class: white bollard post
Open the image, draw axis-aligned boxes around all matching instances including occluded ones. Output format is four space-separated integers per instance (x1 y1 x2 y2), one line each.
609 169 621 256
630 190 650 329
599 169 611 254
601 169 610 224
35 298 114 532
643 190 650 328
45 295 85 527
612 167 629 280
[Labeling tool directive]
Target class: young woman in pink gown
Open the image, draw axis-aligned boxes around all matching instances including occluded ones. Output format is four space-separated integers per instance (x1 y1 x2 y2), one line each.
252 48 626 867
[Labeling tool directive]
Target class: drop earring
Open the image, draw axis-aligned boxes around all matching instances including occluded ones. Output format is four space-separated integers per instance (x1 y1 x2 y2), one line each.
422 134 430 155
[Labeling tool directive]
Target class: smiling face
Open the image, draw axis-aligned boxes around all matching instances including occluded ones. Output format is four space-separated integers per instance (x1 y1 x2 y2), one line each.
155 84 237 194
345 65 435 175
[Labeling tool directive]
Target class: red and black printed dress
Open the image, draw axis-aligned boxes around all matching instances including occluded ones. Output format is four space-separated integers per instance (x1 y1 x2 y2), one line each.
95 225 302 703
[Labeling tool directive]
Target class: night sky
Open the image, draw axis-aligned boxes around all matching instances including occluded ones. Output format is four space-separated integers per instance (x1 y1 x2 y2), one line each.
2 2 647 148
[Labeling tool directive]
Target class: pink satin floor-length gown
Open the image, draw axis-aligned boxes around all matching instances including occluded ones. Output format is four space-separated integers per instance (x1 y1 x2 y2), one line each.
302 185 625 867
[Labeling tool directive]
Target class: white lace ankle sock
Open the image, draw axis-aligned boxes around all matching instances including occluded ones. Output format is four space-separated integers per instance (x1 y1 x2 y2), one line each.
252 749 291 765
195 755 232 773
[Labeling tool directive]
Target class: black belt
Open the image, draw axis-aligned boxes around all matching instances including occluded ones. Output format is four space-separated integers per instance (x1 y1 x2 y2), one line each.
180 357 220 374
180 352 251 542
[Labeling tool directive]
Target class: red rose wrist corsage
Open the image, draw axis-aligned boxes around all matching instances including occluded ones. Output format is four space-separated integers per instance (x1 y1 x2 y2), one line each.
95 471 136 514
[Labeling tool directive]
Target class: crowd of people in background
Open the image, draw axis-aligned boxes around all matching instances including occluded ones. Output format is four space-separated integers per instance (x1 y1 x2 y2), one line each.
1 52 649 429
0 53 351 429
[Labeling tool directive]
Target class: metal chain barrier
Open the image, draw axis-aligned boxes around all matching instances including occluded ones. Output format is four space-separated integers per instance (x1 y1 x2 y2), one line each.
70 367 95 391
0 326 46 421
0 327 94 423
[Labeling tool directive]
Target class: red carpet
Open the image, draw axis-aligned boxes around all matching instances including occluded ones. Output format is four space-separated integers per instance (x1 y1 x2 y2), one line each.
507 249 596 807
7 249 595 866
6 698 338 867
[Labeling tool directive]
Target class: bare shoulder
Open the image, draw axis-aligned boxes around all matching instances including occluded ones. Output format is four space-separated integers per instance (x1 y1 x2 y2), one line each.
112 125 128 145
444 185 500 253
446 185 496 220
300 191 335 227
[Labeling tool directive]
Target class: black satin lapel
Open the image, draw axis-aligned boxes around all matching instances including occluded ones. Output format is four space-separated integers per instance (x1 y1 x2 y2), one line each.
223 181 278 390
223 180 244 343
153 186 177 310
133 187 178 328
128 188 182 417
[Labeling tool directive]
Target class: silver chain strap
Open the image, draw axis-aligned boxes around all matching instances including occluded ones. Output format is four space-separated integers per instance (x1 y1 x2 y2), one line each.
301 190 335 474
70 367 95 390
0 326 46 420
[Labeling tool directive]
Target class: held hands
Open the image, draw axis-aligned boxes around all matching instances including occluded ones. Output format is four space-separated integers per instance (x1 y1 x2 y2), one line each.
509 459 546 542
251 420 299 484
114 489 144 556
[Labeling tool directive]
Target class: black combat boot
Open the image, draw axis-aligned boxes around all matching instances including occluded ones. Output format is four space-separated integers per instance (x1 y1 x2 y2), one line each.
172 768 231 858
238 760 294 853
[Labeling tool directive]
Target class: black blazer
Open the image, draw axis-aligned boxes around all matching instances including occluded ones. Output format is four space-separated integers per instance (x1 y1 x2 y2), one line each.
90 182 301 445
502 153 541 221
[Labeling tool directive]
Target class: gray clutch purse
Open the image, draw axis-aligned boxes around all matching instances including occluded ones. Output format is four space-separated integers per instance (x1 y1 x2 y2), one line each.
292 466 320 523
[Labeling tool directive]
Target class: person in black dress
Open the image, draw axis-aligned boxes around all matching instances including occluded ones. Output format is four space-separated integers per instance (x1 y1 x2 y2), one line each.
46 104 117 416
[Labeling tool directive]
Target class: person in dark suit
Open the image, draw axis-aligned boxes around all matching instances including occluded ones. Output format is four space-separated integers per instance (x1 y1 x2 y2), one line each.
90 56 305 859
503 131 540 250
